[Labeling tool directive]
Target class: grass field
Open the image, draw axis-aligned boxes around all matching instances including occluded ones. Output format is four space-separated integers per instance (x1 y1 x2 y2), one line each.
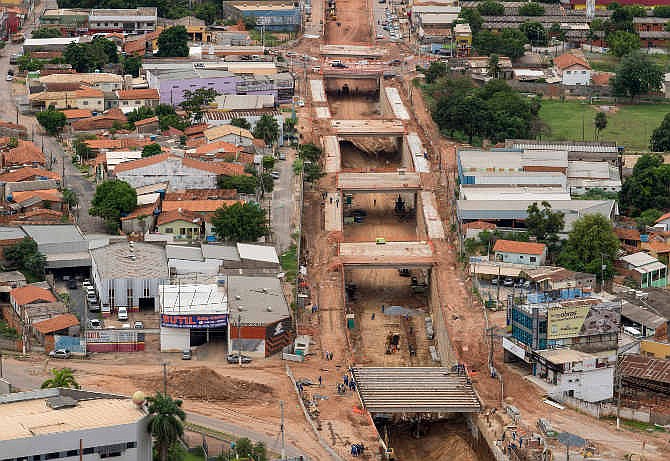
539 100 670 151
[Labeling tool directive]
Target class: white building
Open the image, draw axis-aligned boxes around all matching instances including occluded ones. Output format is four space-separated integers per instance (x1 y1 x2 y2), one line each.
159 283 228 352
91 241 168 315
535 348 615 403
0 388 151 461
554 53 592 86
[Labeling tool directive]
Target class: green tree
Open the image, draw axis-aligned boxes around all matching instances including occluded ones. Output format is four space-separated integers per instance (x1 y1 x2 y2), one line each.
304 161 325 183
607 30 640 57
594 111 608 140
127 106 155 125
159 114 189 132
650 112 670 151
253 114 280 145
155 104 177 117
637 209 662 230
574 188 618 200
473 29 527 59
32 27 63 38
558 214 620 282
17 53 43 72
41 368 80 389
92 36 118 63
61 188 78 209
121 54 143 77
73 135 96 161
477 1 504 15
146 393 186 461
610 52 663 102
422 61 447 84
218 175 258 194
63 43 95 72
521 21 548 46
262 155 275 172
142 143 163 157
519 2 544 16
230 117 251 130
4 237 46 279
36 108 66 135
525 201 565 245
654 5 670 17
260 173 274 195
157 26 189 57
180 87 220 121
488 54 501 79
619 154 670 215
212 202 267 242
459 9 483 34
90 180 137 231
298 143 323 163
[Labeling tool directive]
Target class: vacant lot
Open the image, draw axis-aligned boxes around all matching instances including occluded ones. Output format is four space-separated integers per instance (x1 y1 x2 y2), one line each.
539 100 670 152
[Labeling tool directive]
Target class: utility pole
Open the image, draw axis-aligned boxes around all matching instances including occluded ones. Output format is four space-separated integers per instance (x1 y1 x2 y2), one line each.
280 400 286 460
162 362 168 394
616 354 622 430
238 314 242 366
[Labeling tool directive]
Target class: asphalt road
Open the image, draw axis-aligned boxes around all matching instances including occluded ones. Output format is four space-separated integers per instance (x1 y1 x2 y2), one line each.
0 13 106 234
271 147 297 254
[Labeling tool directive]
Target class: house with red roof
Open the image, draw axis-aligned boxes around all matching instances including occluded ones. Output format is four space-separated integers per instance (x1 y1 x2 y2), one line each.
113 154 250 191
2 141 45 168
553 53 591 86
114 88 159 113
493 239 547 266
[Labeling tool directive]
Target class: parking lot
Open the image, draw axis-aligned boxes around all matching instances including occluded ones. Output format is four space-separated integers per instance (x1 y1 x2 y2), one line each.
372 0 404 41
474 277 536 308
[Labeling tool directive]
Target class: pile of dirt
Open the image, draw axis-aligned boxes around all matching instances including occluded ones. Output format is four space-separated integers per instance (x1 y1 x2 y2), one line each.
135 367 273 402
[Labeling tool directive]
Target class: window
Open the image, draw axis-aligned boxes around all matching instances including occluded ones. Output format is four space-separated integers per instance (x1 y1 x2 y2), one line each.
66 450 79 457
135 100 141 104
519 255 524 259
109 287 115 307
83 100 89 105
566 70 571 75
165 227 173 233
143 284 150 297
530 256 536 263
180 228 186 235
45 453 59 460
127 287 134 307
114 23 118 26
126 442 137 449
581 71 586 74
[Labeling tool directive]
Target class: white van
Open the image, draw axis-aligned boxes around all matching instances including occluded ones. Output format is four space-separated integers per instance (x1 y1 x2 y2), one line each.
117 307 128 321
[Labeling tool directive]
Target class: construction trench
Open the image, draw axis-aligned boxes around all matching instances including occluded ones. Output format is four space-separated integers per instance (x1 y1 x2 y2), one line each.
310 63 498 459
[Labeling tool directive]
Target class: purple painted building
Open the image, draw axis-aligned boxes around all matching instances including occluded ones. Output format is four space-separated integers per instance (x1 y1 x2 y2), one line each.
145 63 295 105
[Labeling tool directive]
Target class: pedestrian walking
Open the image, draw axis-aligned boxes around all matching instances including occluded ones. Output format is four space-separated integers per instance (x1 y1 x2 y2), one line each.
373 199 376 207
318 375 322 387
330 196 333 204
371 313 375 320
381 304 385 313
343 374 349 386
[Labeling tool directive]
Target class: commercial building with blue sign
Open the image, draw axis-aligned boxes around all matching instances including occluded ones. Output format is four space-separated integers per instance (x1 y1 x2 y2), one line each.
223 1 302 31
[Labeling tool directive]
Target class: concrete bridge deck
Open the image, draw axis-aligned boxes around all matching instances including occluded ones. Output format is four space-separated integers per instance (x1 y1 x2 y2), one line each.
337 171 421 192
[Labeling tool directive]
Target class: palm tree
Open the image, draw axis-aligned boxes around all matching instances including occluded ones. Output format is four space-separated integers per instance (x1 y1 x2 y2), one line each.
41 368 80 389
146 392 186 461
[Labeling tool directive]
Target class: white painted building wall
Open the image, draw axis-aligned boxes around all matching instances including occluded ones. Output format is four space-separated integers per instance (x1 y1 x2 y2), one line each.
561 67 591 86
3 418 152 461
554 366 614 403
160 327 190 352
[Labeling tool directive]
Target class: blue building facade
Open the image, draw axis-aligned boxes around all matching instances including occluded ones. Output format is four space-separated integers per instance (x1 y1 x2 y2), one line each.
224 2 302 32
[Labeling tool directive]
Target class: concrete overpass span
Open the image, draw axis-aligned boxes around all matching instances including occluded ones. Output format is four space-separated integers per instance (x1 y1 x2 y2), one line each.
332 119 406 137
337 171 421 193
338 241 435 268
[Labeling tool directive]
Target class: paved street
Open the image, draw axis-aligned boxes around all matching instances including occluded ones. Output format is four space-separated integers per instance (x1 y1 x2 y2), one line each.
0 13 106 235
271 146 297 253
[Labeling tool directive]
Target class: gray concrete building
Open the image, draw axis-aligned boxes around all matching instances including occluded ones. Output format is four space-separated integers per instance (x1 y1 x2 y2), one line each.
21 225 90 270
91 241 168 314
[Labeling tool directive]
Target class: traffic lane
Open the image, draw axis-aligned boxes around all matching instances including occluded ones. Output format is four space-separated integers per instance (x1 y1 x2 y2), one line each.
271 147 296 253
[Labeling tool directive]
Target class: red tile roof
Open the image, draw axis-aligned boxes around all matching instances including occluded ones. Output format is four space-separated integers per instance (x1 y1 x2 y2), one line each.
121 203 157 221
10 285 57 306
16 208 64 221
643 241 670 254
62 109 93 120
194 141 240 155
182 157 248 177
157 208 203 226
0 167 60 182
75 87 105 98
162 199 243 213
134 116 159 127
4 141 44 166
162 126 184 137
0 120 27 132
33 313 79 334
184 124 207 136
113 153 172 174
84 137 150 150
117 89 159 100
463 221 496 231
615 227 641 242
163 189 238 201
591 72 615 87
656 211 670 224
493 239 547 255
554 53 591 71
12 189 63 203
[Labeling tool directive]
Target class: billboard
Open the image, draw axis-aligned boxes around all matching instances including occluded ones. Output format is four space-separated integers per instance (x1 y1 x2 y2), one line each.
161 314 228 329
85 330 144 352
547 304 620 339
547 305 590 339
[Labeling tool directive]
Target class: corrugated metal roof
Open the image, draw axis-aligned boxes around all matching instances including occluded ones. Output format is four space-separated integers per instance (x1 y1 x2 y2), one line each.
236 243 279 264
